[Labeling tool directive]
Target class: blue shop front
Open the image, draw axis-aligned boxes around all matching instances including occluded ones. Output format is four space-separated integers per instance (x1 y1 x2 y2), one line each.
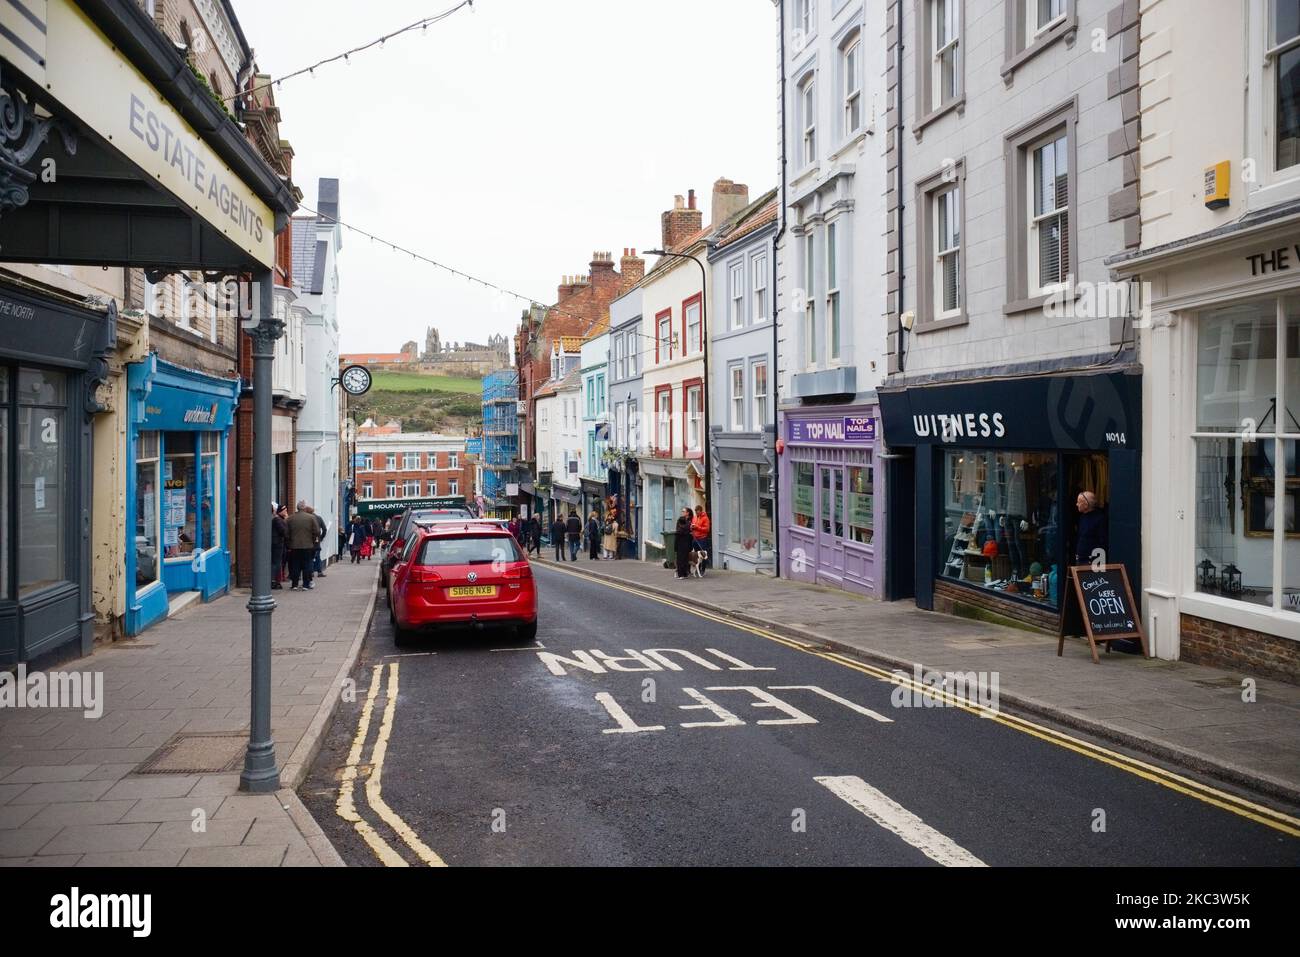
125 356 239 635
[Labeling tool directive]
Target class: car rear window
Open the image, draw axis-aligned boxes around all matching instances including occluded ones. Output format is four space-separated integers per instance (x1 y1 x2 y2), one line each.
417 535 521 566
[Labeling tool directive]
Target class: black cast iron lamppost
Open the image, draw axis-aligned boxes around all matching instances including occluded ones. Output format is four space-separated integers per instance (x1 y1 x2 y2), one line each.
643 247 712 521
240 271 282 793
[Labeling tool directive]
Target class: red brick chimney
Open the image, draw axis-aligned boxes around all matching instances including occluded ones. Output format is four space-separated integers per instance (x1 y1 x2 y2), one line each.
661 191 703 251
589 250 619 294
712 178 750 227
620 247 645 287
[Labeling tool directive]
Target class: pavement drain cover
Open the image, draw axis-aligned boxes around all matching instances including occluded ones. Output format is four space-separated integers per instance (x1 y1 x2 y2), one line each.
272 646 310 656
134 732 247 774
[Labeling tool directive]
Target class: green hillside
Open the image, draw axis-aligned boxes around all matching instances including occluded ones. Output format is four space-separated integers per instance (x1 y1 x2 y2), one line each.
370 371 484 393
351 372 484 434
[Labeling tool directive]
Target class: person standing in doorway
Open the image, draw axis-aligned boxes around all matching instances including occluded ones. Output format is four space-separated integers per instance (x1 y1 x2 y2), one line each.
1074 490 1107 568
551 514 567 561
674 508 694 580
287 501 320 590
586 510 601 560
271 503 288 590
566 509 583 561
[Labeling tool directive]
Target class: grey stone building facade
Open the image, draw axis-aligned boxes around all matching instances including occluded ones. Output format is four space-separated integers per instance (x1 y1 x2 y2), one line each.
877 0 1144 632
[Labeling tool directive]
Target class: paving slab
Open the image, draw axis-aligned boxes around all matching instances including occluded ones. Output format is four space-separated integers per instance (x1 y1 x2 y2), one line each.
0 559 377 866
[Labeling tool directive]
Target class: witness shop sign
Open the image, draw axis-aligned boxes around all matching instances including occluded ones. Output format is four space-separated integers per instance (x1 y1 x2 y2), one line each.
787 415 876 444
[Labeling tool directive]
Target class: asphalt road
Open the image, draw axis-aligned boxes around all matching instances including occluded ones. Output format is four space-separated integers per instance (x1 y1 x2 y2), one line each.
300 563 1300 866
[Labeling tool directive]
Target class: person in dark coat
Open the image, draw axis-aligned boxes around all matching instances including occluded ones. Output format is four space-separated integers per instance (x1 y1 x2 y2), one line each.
674 509 694 580
1074 490 1107 567
287 501 320 590
586 511 601 560
271 503 288 589
348 516 367 564
527 515 542 556
565 510 583 561
551 516 567 561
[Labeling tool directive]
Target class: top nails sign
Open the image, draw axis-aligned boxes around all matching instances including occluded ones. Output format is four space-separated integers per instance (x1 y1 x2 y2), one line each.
787 415 877 445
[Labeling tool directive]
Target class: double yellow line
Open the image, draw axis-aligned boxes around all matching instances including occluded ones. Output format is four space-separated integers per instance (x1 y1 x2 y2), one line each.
335 662 447 866
539 562 1300 838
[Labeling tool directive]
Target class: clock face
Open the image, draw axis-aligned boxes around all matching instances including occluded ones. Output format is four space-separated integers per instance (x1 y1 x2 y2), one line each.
341 365 372 396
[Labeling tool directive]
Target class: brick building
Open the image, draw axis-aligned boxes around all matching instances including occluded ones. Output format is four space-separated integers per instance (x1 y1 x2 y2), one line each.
514 249 644 473
355 431 477 509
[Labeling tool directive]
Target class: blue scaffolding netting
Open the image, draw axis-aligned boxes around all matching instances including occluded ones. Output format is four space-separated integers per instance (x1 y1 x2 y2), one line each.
480 369 518 501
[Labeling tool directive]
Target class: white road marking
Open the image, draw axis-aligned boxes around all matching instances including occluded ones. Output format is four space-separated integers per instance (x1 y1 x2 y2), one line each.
706 686 817 725
595 692 666 733
490 641 546 651
678 688 746 728
815 775 987 867
770 685 894 723
382 652 438 658
704 649 776 671
643 648 723 671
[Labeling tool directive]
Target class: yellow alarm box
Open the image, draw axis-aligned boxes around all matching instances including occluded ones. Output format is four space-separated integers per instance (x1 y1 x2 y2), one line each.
1204 161 1230 210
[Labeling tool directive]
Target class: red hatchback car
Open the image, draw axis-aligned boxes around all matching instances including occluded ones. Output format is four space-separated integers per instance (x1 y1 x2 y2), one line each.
388 524 537 644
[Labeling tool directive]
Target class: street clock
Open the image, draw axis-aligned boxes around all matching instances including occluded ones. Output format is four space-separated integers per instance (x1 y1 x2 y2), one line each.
339 364 373 396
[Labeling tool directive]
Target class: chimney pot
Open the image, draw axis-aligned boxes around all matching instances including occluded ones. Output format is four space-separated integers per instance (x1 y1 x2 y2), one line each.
688 189 696 210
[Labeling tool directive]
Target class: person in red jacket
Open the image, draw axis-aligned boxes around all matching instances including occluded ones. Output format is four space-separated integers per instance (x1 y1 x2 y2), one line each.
690 506 712 572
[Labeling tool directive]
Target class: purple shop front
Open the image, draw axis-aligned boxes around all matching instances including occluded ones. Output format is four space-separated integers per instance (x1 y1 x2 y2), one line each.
779 403 884 597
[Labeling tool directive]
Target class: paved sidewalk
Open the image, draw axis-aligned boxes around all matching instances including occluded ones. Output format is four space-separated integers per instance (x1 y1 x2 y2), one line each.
537 554 1300 803
0 558 377 866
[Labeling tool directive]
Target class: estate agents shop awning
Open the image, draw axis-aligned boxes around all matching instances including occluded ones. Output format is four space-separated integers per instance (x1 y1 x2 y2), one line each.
1 0 295 271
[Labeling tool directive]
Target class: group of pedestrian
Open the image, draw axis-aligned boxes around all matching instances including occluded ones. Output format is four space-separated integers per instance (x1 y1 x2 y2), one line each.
270 501 331 591
673 505 711 580
509 515 543 556
346 515 387 564
547 509 622 561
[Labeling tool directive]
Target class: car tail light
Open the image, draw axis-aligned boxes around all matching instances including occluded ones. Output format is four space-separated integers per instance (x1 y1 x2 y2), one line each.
504 562 532 581
408 565 442 584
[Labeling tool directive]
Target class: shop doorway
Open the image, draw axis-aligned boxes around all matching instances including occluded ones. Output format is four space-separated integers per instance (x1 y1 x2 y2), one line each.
1066 453 1110 567
817 465 845 583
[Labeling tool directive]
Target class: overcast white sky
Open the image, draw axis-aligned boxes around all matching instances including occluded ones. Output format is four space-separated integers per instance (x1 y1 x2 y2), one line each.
230 0 777 355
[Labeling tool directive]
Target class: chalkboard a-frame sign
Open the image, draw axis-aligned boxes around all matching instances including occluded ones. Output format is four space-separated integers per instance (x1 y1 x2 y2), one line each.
1058 564 1149 664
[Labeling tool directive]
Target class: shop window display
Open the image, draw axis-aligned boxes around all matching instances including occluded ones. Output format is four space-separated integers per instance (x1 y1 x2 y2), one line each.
135 431 160 588
941 450 1059 606
18 367 68 595
848 465 873 544
163 431 198 558
727 463 773 555
793 461 815 529
1193 298 1300 613
200 432 219 552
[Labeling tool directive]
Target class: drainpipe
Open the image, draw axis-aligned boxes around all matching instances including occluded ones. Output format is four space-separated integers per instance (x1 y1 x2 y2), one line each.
895 0 907 374
773 0 788 579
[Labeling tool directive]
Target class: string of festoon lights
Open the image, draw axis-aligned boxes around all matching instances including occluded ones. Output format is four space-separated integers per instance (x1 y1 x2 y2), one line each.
297 204 683 362
224 1 475 104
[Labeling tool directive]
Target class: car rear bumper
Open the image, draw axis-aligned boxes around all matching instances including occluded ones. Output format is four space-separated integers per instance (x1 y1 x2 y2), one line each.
400 587 537 628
